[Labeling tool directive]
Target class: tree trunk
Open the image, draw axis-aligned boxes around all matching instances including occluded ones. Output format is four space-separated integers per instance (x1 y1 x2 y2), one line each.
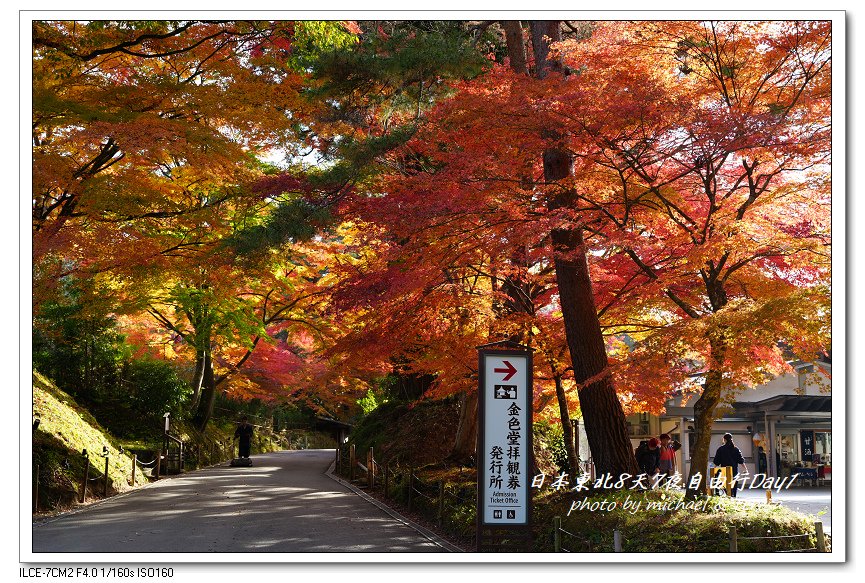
449 388 478 465
552 223 639 478
189 348 206 412
685 334 727 499
529 21 562 79
447 22 532 465
193 349 216 432
448 246 531 463
554 373 579 475
528 20 639 482
501 21 528 75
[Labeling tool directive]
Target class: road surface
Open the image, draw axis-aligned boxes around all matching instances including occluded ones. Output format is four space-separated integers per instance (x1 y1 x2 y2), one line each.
32 449 445 553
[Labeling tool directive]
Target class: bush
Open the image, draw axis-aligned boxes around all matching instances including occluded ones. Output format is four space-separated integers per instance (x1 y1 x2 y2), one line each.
127 358 190 424
357 388 385 416
534 420 570 475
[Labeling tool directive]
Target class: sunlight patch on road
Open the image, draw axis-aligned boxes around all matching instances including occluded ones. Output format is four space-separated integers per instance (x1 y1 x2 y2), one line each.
294 491 347 500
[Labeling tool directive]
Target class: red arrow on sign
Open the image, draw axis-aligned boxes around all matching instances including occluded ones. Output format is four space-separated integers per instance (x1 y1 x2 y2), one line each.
494 360 517 381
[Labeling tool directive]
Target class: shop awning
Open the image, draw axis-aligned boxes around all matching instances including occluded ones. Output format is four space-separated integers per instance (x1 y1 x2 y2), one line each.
733 395 832 416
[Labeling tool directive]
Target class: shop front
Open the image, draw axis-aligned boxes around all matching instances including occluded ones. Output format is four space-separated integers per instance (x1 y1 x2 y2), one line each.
741 395 832 484
650 357 832 485
660 395 832 486
658 395 830 484
575 360 832 485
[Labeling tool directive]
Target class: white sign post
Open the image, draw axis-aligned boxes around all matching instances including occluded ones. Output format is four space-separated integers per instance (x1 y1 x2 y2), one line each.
477 342 533 549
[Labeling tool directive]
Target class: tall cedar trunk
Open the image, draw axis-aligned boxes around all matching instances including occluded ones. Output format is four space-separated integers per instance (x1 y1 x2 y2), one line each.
501 21 528 75
530 21 640 480
551 223 640 478
685 334 727 499
449 389 479 464
529 21 561 79
554 373 580 475
193 349 216 432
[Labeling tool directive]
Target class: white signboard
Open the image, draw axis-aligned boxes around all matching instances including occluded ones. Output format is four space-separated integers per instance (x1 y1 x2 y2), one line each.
479 351 531 526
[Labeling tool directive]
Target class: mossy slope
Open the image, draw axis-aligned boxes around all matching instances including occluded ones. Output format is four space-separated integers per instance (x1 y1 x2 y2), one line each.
32 370 148 514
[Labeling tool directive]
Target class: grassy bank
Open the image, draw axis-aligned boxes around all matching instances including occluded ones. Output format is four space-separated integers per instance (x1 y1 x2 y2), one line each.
536 488 828 553
32 371 149 513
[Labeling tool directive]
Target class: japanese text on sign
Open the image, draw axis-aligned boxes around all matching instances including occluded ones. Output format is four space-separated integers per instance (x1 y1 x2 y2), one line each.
481 354 530 525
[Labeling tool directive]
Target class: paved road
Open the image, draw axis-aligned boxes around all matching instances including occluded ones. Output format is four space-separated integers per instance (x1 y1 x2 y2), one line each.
32 449 444 553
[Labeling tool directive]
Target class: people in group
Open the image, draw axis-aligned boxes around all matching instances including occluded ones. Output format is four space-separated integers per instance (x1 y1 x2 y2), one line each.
234 416 254 459
635 437 661 484
658 433 681 476
713 432 746 497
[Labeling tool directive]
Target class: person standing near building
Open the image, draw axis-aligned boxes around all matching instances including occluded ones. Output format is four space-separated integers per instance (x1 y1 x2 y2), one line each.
757 446 768 475
658 433 681 476
713 433 746 497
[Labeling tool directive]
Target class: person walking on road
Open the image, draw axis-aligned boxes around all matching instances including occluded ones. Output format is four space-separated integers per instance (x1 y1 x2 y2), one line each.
234 416 254 459
713 433 746 497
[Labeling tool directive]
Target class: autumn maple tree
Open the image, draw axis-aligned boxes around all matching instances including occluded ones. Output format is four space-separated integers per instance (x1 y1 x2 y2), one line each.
325 21 641 477
31 19 832 480
553 21 832 496
332 20 831 485
31 20 362 428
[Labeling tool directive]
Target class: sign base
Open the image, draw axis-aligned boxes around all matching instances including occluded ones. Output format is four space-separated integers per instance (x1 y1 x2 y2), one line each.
477 525 533 552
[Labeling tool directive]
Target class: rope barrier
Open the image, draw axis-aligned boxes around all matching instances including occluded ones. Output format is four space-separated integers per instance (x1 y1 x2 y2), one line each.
554 523 601 552
381 468 470 532
442 487 473 501
369 453 826 554
557 527 582 540
87 465 107 481
738 533 811 540
411 484 436 502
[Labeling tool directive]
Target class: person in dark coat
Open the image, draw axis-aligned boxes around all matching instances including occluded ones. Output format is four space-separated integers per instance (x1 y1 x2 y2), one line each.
234 416 254 459
713 433 746 497
757 446 768 475
635 437 661 480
